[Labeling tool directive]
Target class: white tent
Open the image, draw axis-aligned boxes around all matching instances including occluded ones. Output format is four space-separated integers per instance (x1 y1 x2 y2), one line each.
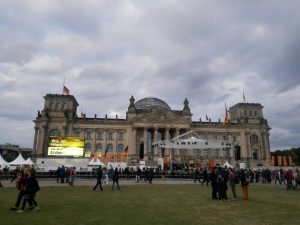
223 161 233 168
88 158 105 167
9 153 27 165
0 154 8 166
25 157 35 165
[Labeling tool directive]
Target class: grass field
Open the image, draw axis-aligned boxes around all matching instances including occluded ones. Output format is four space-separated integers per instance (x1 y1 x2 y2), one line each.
0 183 299 225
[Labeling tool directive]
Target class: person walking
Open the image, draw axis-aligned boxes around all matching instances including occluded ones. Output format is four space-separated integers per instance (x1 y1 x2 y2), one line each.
93 166 103 191
135 167 141 183
294 169 300 190
240 169 249 200
17 168 40 213
112 167 120 190
68 167 76 186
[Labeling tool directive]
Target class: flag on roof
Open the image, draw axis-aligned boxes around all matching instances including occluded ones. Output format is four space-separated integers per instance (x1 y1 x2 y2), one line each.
123 146 128 154
223 102 229 124
63 85 70 95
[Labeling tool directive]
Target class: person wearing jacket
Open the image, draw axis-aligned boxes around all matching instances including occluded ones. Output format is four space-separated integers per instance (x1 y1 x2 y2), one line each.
17 168 40 213
240 169 249 200
93 166 103 191
112 167 120 190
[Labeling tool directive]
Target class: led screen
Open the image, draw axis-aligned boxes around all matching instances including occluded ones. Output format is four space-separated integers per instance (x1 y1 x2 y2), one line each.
48 136 84 156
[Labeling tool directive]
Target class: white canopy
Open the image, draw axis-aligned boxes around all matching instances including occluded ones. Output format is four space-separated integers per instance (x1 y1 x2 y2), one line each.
9 153 27 165
25 157 35 165
223 161 233 168
0 154 8 166
88 157 105 166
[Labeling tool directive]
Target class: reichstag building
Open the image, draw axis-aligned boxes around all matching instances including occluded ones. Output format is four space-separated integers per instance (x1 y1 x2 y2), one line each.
33 94 271 168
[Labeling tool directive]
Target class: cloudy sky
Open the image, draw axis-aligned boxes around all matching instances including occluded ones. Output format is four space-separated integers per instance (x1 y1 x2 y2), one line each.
1 0 300 151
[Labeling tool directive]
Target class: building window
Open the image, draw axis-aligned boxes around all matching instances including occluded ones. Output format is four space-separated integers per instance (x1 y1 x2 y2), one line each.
106 143 113 153
96 143 102 152
254 111 257 117
85 143 91 157
85 131 92 140
107 132 113 140
63 103 67 110
193 149 200 158
56 103 61 110
213 149 219 158
49 129 60 136
96 131 102 140
75 130 80 137
117 132 124 141
50 102 55 110
250 135 258 144
249 111 252 116
118 144 124 156
244 110 247 116
252 150 258 160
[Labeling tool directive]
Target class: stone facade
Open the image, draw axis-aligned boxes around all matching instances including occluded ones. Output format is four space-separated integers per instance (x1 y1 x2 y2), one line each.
33 94 271 168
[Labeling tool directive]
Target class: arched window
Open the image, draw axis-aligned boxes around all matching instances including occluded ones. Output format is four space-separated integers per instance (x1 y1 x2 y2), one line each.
250 135 258 144
118 144 124 155
49 129 60 136
96 143 102 152
106 144 113 153
85 143 91 157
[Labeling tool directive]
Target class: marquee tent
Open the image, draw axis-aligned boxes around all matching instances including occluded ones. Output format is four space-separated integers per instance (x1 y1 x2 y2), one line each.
223 161 233 168
25 157 35 165
0 154 8 166
88 158 105 167
9 153 27 165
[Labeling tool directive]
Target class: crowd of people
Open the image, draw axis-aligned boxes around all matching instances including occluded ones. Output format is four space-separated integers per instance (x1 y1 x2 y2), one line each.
1 164 299 212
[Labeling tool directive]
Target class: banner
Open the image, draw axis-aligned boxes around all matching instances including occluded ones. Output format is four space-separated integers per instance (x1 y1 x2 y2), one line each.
121 153 125 162
271 156 275 166
114 152 117 162
283 156 287 166
101 152 105 162
277 156 282 166
108 153 112 162
288 156 293 166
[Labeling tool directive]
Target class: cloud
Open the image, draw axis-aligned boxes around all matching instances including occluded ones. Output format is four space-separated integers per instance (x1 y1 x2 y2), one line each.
0 0 300 151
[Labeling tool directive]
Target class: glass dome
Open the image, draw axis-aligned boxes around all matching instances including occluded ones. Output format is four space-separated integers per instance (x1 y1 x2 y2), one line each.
135 97 171 111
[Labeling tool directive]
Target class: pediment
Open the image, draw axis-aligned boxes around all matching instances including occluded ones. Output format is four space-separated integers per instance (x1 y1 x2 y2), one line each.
132 109 190 125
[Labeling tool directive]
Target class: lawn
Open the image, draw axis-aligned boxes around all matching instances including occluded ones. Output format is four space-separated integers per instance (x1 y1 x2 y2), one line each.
0 183 299 225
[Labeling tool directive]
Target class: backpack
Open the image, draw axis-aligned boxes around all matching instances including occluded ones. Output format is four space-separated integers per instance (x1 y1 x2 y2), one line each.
217 174 224 184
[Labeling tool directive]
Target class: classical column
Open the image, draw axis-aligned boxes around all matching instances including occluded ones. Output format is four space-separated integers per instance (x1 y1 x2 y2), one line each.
153 128 158 159
164 128 170 156
175 129 180 157
240 131 247 161
143 127 148 158
132 127 137 156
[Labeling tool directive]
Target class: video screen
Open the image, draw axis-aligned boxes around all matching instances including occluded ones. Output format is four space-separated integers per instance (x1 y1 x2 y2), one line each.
48 136 84 156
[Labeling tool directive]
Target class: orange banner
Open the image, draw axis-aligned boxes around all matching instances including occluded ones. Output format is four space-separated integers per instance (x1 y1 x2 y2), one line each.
114 152 117 162
108 153 112 162
288 156 293 166
101 152 105 162
277 156 282 166
283 156 287 166
271 156 275 166
121 153 125 162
